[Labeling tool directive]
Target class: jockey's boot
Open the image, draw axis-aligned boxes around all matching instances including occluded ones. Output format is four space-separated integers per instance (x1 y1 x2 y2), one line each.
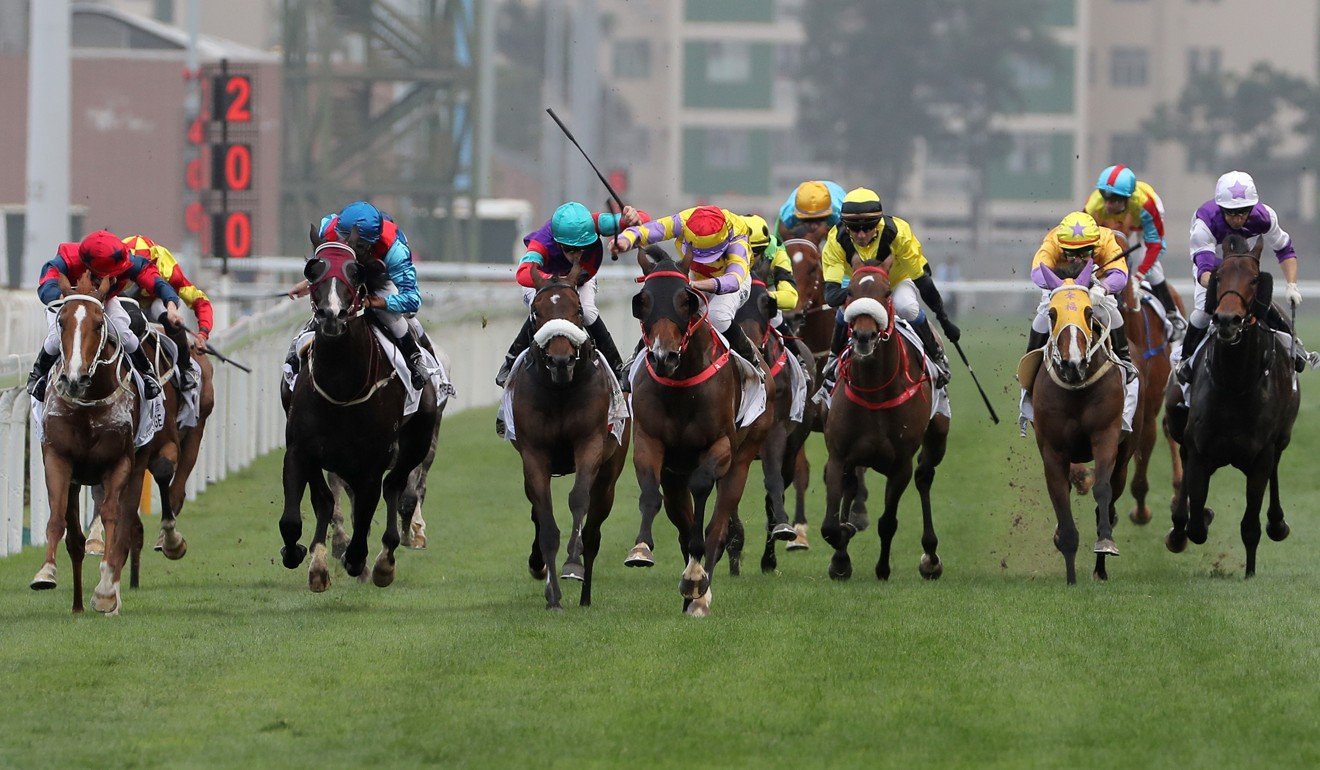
725 322 766 382
1177 323 1208 384
1110 329 1137 382
26 349 59 402
585 317 628 387
128 347 163 400
1260 304 1317 372
394 331 430 390
1149 279 1187 341
1026 329 1049 353
164 323 197 391
913 318 951 389
495 317 534 388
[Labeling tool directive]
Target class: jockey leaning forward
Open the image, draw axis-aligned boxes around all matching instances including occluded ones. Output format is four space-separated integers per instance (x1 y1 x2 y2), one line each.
121 234 213 392
743 213 799 326
819 187 957 388
494 201 642 387
775 180 846 246
610 204 765 373
1084 164 1186 338
1025 212 1137 377
1179 170 1319 378
26 229 184 401
287 200 430 390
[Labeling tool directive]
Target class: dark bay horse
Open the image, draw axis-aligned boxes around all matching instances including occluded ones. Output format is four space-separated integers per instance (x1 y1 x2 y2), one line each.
820 263 949 582
29 274 151 614
1020 280 1132 583
1119 278 1183 525
725 266 814 575
508 261 631 609
625 252 772 616
279 238 439 592
1163 236 1298 577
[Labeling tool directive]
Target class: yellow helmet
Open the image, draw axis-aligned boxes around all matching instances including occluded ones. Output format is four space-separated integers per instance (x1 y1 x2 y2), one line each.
841 187 883 222
793 181 833 219
1056 211 1101 249
743 214 771 249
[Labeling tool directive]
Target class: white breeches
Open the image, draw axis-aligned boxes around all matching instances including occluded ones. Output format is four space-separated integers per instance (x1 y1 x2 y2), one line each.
372 279 410 338
521 275 600 325
43 297 139 356
892 279 920 323
1189 267 1211 330
1031 290 1124 334
706 279 752 333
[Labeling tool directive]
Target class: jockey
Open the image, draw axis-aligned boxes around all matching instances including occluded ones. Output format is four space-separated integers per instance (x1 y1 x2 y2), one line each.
743 213 799 323
1025 212 1136 376
1084 164 1186 337
288 200 429 389
609 204 764 372
494 201 643 387
1180 170 1318 377
775 180 846 245
819 187 956 388
27 230 183 401
121 234 212 392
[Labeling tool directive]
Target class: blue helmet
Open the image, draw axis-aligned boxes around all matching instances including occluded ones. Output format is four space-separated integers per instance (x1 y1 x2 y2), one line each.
1096 165 1137 198
335 201 384 244
550 202 599 248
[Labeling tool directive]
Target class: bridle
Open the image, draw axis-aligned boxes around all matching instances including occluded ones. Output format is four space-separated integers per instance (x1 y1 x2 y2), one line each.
529 281 590 368
636 269 711 355
50 293 132 406
306 242 368 318
1045 284 1114 390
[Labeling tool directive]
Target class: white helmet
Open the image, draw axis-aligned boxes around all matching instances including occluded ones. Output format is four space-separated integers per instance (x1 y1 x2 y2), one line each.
1215 170 1259 208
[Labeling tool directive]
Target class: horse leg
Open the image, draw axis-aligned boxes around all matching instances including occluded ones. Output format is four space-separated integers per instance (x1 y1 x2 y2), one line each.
402 418 440 550
691 436 748 618
279 448 311 569
661 470 695 612
64 485 84 613
372 467 405 589
1265 454 1290 543
1090 432 1122 580
761 424 793 540
1129 404 1157 525
580 458 619 608
726 512 744 577
915 416 949 580
1240 458 1272 578
341 475 382 580
151 444 187 561
32 454 73 591
1182 454 1214 547
128 501 144 590
169 419 206 521
874 458 913 582
561 439 607 583
328 473 350 561
1166 420 1184 516
848 467 870 532
821 456 856 580
626 429 665 568
1040 446 1079 584
93 455 137 615
306 470 335 592
1166 443 1192 553
681 437 731 612
788 445 811 551
521 451 562 610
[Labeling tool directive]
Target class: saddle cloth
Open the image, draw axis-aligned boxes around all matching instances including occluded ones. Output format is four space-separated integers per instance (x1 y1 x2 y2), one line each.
1135 281 1173 340
148 328 203 429
32 366 166 449
283 327 455 416
626 332 769 429
813 319 951 422
498 349 630 444
1017 350 1139 436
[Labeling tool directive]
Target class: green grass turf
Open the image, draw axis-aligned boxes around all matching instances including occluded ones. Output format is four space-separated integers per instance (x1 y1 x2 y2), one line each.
1 316 1318 769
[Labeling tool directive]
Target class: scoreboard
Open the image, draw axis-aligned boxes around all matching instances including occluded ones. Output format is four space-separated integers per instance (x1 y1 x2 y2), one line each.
186 61 257 266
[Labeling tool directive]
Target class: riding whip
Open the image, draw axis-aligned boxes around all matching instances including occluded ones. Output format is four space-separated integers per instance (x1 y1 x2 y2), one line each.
546 108 628 260
951 339 999 424
202 345 252 374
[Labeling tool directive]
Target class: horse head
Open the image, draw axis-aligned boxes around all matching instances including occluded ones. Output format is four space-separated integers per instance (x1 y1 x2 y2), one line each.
304 241 365 337
1046 279 1097 385
529 261 589 385
1213 234 1269 344
633 250 702 377
54 272 114 398
783 238 823 312
842 262 892 358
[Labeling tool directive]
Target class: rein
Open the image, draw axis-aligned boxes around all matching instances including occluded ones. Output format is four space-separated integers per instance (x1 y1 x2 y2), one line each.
51 294 134 407
1044 285 1115 390
638 268 715 361
307 325 396 407
835 332 929 411
644 326 731 388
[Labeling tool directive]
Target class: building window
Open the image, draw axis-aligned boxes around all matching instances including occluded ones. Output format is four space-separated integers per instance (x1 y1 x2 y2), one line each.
613 40 651 79
706 42 751 84
1110 47 1149 87
705 130 750 169
1006 134 1053 175
1186 47 1221 78
1109 133 1149 173
1011 55 1054 89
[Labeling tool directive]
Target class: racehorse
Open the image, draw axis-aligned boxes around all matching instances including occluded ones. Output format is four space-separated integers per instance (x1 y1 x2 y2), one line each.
725 262 814 575
820 262 949 582
29 273 151 614
507 261 630 609
625 251 772 616
1020 279 1132 583
278 232 439 592
1163 236 1298 577
1119 278 1183 525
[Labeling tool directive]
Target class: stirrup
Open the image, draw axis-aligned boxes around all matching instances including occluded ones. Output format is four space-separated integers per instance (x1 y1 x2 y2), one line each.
140 374 162 400
494 355 516 388
407 354 429 389
27 376 48 402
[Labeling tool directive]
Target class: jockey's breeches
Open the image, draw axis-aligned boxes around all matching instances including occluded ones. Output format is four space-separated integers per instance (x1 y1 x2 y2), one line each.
706 278 752 334
1189 266 1211 330
371 280 411 338
521 275 600 325
43 297 140 356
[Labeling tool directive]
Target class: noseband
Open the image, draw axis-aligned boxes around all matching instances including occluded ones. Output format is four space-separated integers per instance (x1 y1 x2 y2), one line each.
1046 285 1114 389
530 282 590 364
50 294 130 405
843 266 895 342
636 269 710 354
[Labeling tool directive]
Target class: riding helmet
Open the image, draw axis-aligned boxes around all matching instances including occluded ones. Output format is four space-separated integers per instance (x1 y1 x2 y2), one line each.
79 230 131 277
1096 165 1137 198
1056 212 1101 249
335 201 385 244
1215 171 1259 208
551 202 600 248
793 181 833 220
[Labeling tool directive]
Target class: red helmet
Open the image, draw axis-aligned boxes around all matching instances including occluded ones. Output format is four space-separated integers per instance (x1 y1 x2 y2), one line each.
79 230 130 277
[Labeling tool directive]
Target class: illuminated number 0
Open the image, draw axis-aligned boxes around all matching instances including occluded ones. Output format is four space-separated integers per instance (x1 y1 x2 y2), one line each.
225 145 252 190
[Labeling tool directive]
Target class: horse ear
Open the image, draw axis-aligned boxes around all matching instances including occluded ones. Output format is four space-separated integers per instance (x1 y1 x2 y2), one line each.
310 223 324 248
57 273 73 296
96 276 111 299
1252 238 1265 259
1255 271 1274 317
346 225 360 252
631 290 649 320
758 291 776 321
530 266 547 291
1083 305 1094 328
637 246 656 274
565 260 583 289
1047 307 1058 329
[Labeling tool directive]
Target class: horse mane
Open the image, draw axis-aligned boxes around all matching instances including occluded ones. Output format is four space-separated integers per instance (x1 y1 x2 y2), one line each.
1223 233 1262 260
1054 259 1086 281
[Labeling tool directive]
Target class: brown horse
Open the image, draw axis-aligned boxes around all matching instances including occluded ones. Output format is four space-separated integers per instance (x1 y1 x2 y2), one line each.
1020 280 1133 583
1163 236 1298 577
29 274 151 614
820 263 949 582
624 252 772 616
507 261 631 609
1119 279 1184 525
278 238 439 591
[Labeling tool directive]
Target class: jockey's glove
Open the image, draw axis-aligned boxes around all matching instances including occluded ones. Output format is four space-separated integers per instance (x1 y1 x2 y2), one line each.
937 314 961 343
1088 285 1108 306
1287 282 1303 307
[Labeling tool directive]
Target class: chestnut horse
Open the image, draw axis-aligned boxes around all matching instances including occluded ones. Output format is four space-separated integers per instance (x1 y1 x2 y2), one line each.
279 238 439 592
29 274 151 614
508 262 631 609
820 263 949 582
1163 236 1298 577
625 252 772 616
1020 280 1132 583
1120 279 1184 525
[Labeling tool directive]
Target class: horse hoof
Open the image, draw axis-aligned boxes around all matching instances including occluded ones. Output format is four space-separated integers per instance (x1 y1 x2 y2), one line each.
828 553 852 581
624 543 655 568
760 556 777 574
30 563 57 590
1093 569 1109 582
1093 539 1120 556
919 553 943 580
87 538 105 556
786 524 810 551
678 573 710 600
408 519 428 550
162 536 187 561
1186 527 1208 546
770 523 796 542
309 567 331 593
1069 466 1095 495
281 544 308 569
1128 506 1152 526
372 567 395 588
684 588 712 618
1204 507 1216 526
343 559 366 578
847 512 869 533
728 556 741 577
529 563 548 581
152 529 164 553
1165 530 1188 554
91 589 120 616
1267 520 1291 542
560 561 585 582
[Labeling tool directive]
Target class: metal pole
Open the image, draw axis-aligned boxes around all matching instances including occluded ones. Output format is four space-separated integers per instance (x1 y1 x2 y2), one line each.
219 57 230 276
22 0 71 287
